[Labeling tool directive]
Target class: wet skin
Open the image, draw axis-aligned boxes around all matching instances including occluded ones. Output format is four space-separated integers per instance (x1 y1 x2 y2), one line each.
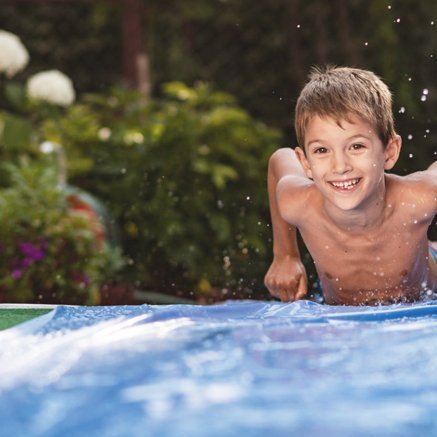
272 115 436 305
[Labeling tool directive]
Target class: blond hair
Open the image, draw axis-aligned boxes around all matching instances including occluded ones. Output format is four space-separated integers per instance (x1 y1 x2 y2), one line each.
295 66 396 148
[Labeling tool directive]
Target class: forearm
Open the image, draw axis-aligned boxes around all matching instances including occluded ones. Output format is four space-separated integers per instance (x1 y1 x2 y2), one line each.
267 148 303 259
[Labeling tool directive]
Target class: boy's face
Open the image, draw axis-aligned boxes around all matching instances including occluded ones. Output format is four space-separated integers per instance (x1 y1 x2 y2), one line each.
295 114 401 212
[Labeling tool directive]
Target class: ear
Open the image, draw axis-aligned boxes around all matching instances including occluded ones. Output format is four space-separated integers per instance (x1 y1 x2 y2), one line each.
295 146 313 179
384 135 402 170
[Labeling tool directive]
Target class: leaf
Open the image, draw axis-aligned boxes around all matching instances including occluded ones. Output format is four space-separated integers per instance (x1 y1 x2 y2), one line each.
0 113 33 151
4 82 27 109
211 164 239 189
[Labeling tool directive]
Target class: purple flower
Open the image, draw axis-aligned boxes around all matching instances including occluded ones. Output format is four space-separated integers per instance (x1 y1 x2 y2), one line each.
18 242 45 261
11 269 23 279
20 258 34 268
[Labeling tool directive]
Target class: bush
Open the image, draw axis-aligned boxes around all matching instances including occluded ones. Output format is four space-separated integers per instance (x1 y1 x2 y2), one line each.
40 82 282 298
0 161 123 304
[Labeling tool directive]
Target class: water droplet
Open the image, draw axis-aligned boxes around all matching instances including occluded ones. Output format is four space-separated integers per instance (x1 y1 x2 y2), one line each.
409 153 413 158
246 196 251 201
398 106 405 113
407 134 413 140
121 168 127 174
421 95 427 102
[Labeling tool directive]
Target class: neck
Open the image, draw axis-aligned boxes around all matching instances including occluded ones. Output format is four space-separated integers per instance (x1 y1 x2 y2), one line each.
323 176 387 231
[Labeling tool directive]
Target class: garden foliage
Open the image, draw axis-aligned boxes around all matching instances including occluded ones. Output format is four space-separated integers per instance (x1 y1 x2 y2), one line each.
0 29 123 304
0 161 122 304
41 82 281 297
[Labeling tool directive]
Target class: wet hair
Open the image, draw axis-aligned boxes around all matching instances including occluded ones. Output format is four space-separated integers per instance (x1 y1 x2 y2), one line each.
295 65 396 148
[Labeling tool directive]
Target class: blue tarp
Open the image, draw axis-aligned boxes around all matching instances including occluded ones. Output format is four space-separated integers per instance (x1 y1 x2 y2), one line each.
1 300 436 436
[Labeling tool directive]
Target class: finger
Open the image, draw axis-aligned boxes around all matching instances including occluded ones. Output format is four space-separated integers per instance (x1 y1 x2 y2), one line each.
295 275 308 300
281 283 297 302
266 283 282 300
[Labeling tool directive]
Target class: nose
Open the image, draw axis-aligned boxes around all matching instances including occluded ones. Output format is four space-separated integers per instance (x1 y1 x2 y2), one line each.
331 151 352 175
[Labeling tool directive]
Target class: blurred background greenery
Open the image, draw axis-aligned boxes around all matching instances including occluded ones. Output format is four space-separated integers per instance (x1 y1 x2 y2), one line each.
0 0 435 304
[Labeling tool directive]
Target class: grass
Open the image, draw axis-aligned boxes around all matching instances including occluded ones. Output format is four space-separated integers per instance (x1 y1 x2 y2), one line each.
0 308 52 331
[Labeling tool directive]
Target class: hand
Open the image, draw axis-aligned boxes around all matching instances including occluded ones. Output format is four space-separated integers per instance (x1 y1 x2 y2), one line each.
264 256 308 302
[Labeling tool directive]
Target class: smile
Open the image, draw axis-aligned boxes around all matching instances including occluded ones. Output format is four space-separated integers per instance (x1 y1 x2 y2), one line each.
328 178 361 190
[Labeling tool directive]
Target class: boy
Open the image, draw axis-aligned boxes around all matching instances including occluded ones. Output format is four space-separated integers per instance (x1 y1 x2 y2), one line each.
265 66 436 305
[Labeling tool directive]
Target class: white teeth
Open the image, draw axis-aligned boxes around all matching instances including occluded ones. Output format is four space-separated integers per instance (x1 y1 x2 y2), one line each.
330 179 360 189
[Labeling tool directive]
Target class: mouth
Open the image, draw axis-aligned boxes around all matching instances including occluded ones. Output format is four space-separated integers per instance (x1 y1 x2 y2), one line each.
328 178 362 191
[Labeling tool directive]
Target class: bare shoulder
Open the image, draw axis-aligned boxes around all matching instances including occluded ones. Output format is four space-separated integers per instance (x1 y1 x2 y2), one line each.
387 167 437 215
276 174 317 225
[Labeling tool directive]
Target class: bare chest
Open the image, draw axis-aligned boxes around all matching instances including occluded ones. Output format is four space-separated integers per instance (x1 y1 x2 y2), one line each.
299 216 430 303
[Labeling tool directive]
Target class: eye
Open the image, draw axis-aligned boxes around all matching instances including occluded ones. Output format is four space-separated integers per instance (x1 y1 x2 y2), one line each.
313 147 328 154
350 143 365 151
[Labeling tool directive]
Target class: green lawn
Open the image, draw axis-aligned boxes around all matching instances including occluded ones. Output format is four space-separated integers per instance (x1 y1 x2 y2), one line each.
0 308 52 331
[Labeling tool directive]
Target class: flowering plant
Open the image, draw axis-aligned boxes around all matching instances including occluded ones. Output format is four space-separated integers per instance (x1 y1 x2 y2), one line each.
0 30 122 304
0 161 123 304
0 30 75 162
27 69 76 107
0 30 29 78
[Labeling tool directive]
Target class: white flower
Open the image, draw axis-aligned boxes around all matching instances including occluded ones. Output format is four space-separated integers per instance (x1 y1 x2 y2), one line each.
0 30 29 77
27 70 75 106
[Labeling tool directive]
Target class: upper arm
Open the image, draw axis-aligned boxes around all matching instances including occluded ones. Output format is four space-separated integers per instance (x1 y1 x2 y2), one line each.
427 160 437 173
427 162 437 201
424 163 437 215
268 148 307 181
421 163 437 206
276 174 314 224
402 165 437 217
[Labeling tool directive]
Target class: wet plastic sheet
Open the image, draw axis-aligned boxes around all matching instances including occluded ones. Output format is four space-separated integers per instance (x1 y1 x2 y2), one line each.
0 300 436 437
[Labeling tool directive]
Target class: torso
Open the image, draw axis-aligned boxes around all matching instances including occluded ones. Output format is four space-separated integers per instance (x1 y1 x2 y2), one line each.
294 174 436 305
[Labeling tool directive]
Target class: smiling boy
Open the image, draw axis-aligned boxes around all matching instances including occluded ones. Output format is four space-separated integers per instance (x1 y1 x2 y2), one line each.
265 66 436 305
